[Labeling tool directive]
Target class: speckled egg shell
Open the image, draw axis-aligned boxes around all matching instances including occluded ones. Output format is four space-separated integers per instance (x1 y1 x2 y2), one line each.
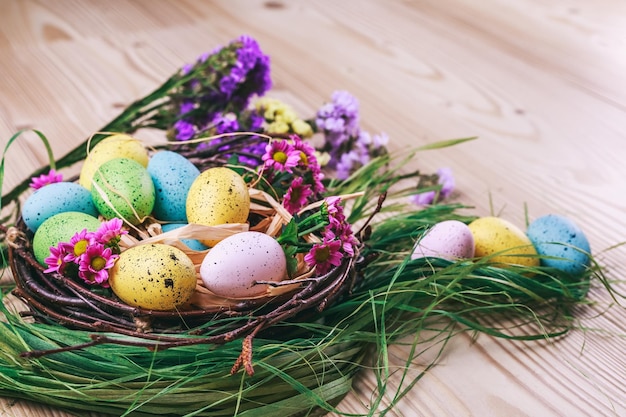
79 134 149 190
108 244 197 311
161 223 209 251
147 151 200 222
22 182 98 232
91 157 155 225
411 220 475 261
186 167 250 247
32 211 102 266
526 214 591 275
200 231 287 298
468 216 539 267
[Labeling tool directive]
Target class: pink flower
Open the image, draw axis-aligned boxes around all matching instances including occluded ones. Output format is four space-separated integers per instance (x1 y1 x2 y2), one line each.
283 177 313 214
262 140 300 172
43 242 73 274
304 238 343 275
66 229 94 263
77 243 117 287
292 136 325 193
93 218 127 249
29 169 63 190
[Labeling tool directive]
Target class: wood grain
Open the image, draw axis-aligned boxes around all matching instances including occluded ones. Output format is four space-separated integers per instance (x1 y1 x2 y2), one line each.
1 0 625 416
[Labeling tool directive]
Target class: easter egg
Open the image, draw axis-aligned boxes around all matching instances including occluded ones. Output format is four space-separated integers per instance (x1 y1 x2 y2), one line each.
79 134 149 190
161 223 209 251
411 220 475 261
186 167 250 246
91 158 155 225
109 244 197 311
32 211 102 266
147 151 200 222
22 182 98 232
468 216 539 267
200 231 287 298
526 214 591 275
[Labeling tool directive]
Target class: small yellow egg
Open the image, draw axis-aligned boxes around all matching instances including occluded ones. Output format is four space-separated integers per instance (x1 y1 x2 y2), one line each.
79 134 149 190
186 167 250 246
109 244 197 311
468 216 539 267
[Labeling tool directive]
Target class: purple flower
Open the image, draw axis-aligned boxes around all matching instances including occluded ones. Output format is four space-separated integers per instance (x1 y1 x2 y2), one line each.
212 112 240 134
174 119 195 141
29 169 63 190
411 167 455 206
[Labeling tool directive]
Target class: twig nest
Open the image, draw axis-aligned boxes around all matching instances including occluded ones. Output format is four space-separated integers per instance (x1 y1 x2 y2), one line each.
200 231 287 298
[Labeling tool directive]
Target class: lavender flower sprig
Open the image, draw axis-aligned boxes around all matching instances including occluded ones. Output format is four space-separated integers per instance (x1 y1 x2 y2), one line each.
2 35 272 208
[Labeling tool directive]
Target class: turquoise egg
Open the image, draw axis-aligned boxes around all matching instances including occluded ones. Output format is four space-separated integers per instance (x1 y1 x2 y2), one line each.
148 151 200 222
161 223 208 251
526 214 591 275
32 211 101 266
91 158 155 225
22 182 98 232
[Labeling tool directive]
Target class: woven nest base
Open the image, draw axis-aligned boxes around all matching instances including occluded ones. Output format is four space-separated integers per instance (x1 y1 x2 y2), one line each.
7 217 360 340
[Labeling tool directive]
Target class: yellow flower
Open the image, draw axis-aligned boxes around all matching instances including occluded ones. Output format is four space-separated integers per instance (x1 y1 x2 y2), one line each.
266 121 290 134
292 119 313 138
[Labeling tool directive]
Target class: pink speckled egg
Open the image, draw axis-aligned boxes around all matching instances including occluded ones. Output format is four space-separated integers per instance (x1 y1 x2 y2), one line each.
200 231 287 298
411 220 475 261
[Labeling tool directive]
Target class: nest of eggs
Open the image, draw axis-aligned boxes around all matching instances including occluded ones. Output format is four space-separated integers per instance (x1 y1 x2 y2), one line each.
5 135 366 371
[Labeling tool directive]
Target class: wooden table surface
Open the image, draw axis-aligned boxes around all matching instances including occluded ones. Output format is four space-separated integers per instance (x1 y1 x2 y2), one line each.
1 1 625 416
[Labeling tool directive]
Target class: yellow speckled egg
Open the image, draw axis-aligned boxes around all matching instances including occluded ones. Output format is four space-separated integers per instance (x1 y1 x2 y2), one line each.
468 216 539 267
109 244 197 311
186 167 250 246
79 134 149 190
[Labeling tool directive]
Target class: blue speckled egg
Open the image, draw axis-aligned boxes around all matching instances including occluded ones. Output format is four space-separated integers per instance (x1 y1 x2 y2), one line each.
91 158 155 225
148 151 200 222
526 214 591 275
32 211 102 266
161 223 208 251
22 182 98 232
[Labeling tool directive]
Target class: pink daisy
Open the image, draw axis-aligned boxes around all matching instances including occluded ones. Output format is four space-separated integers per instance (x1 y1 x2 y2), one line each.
66 229 94 263
29 169 63 190
43 242 73 274
283 177 313 214
77 243 117 287
262 140 300 172
93 218 127 249
304 238 343 275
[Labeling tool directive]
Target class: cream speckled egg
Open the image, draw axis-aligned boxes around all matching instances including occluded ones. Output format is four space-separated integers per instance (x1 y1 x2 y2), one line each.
200 231 287 298
109 244 197 311
412 220 475 261
79 134 149 190
186 167 250 247
468 216 539 267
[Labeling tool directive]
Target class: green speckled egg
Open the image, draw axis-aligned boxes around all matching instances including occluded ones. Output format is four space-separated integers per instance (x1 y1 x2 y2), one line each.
108 244 197 311
468 216 539 267
32 211 102 266
79 134 149 191
186 167 250 247
91 158 155 225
